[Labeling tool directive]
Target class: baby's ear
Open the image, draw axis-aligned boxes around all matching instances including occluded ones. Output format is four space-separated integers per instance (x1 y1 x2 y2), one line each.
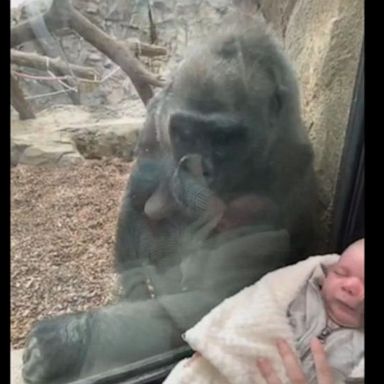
319 263 334 288
320 263 329 276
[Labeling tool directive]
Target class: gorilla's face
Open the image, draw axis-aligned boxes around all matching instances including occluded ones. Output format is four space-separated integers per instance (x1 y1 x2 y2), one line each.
169 110 253 197
163 31 282 199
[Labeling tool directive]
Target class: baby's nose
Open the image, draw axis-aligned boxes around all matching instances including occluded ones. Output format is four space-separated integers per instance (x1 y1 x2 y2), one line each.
342 277 364 299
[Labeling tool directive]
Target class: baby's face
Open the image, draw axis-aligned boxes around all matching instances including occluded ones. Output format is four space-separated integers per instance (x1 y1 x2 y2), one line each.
321 240 364 328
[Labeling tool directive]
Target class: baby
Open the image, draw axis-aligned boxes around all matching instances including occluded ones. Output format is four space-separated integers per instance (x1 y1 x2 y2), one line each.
286 238 364 383
164 239 365 384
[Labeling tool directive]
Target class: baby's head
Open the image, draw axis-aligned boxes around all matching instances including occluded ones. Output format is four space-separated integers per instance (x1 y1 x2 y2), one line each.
321 239 364 328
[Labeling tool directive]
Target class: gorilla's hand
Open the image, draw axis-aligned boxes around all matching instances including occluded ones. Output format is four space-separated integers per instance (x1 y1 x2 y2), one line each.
22 312 92 384
142 154 225 222
169 154 226 254
171 154 226 220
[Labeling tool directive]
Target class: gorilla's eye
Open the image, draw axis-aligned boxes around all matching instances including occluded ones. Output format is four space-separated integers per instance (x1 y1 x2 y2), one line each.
180 127 194 140
169 113 198 144
172 126 195 144
215 132 230 146
214 128 246 147
213 148 227 159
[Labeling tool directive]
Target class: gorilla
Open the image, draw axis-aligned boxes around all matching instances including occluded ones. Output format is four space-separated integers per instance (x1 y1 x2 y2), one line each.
22 14 319 384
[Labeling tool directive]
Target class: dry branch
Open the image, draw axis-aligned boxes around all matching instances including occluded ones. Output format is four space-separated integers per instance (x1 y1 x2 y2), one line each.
11 49 99 80
125 39 167 57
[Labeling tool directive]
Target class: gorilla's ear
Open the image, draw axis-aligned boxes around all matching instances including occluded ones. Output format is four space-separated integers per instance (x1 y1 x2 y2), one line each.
267 62 303 141
269 86 284 117
267 59 294 119
267 84 290 137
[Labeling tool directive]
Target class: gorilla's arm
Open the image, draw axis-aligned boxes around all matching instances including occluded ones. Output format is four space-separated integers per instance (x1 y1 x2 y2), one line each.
114 150 227 300
22 227 289 384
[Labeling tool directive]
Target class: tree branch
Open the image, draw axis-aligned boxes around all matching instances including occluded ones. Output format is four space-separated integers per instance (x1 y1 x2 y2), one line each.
11 0 70 48
65 0 162 103
11 49 99 80
125 39 167 57
11 0 165 105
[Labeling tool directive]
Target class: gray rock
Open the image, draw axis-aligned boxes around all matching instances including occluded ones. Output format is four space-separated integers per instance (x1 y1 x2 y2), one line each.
57 153 85 167
67 119 142 162
11 141 29 167
18 144 77 166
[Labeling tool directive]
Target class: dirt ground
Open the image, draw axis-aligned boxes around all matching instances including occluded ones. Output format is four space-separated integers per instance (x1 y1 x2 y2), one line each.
11 159 133 349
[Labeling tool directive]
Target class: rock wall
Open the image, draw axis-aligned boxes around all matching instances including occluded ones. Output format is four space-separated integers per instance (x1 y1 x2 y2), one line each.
254 0 363 248
283 0 364 248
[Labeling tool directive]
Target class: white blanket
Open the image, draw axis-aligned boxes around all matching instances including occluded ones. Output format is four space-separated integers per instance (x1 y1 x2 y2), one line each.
164 254 364 384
